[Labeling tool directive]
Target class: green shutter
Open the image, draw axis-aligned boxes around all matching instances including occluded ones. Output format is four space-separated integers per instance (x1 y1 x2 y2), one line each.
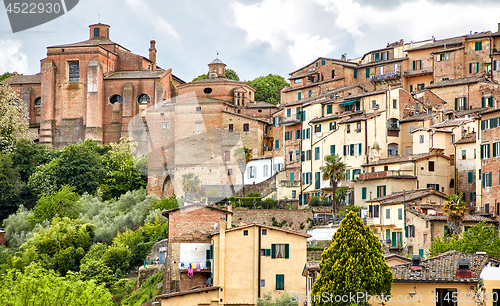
398 208 403 220
276 274 284 290
377 186 380 198
350 144 354 156
444 225 449 236
271 244 276 258
265 249 270 256
419 249 424 257
455 98 459 110
366 68 370 78
412 61 416 70
284 244 289 258
346 169 350 181
330 145 335 155
405 226 408 238
469 63 472 73
343 145 347 156
468 171 473 183
298 92 301 100
382 185 386 196
315 172 320 189
483 173 486 188
481 120 485 130
353 69 357 78
362 187 367 200
489 172 492 187
482 97 486 108
463 97 467 110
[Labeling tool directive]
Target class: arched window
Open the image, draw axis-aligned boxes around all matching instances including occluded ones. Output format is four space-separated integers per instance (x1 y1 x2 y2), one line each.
110 95 123 104
138 94 150 104
34 97 41 107
388 143 399 156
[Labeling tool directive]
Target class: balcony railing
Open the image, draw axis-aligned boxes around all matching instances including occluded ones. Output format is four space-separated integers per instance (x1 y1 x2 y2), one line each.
279 180 298 187
370 71 401 82
358 170 415 180
403 66 433 77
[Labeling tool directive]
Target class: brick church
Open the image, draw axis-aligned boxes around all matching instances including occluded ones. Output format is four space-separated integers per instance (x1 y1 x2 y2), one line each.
2 23 277 198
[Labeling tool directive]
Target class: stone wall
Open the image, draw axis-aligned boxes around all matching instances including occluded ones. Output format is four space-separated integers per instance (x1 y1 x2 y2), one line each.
232 208 313 233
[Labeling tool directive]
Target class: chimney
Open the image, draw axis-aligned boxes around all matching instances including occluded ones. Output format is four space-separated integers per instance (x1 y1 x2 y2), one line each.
456 259 473 279
410 255 422 271
149 40 157 71
225 204 232 229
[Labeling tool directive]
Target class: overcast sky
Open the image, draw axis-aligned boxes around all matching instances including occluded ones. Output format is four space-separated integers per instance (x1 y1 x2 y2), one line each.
1 0 500 82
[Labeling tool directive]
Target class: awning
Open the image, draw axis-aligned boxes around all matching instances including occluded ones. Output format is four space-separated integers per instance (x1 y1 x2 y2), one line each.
339 99 358 106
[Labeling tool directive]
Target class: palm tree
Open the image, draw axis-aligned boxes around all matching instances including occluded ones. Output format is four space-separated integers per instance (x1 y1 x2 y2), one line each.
233 147 252 197
443 193 468 235
182 173 200 200
320 154 346 209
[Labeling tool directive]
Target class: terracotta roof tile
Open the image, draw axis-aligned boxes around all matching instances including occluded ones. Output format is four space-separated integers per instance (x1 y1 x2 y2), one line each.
455 132 476 144
425 76 488 89
363 152 451 167
429 118 474 128
367 188 448 205
391 251 498 283
400 113 433 123
246 101 278 108
104 70 166 80
406 36 464 52
1 73 41 85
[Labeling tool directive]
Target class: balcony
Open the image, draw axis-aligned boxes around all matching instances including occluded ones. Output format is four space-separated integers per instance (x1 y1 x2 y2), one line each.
358 170 416 181
404 66 433 77
279 180 298 187
370 71 401 83
279 118 300 126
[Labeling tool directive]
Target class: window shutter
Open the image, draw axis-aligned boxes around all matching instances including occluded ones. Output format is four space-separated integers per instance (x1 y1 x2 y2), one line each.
350 144 354 156
366 68 370 78
444 225 449 235
206 249 211 260
482 97 486 108
469 63 472 73
265 249 270 256
353 69 357 78
362 187 366 199
382 185 386 196
330 145 335 155
481 120 485 130
489 172 492 187
463 97 467 110
343 145 347 156
377 187 380 198
412 61 416 70
455 98 459 110
284 244 289 259
271 244 276 258
468 172 473 183
483 173 486 188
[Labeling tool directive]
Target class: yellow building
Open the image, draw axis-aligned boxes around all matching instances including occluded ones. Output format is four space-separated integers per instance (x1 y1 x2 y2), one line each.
375 251 500 306
156 220 310 305
365 188 448 253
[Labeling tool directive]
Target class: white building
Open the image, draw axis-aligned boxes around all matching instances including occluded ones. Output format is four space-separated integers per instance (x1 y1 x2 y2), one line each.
244 155 284 185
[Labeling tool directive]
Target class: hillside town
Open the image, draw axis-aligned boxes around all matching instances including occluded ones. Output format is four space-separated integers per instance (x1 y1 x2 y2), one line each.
1 20 500 306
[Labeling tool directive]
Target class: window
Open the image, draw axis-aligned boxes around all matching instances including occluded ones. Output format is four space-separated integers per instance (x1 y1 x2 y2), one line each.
298 92 302 100
347 124 351 133
94 27 100 37
296 130 301 139
263 165 269 177
315 171 320 189
228 123 233 132
438 53 449 61
330 145 335 156
314 147 320 160
428 161 435 171
412 60 422 70
228 169 232 175
355 143 362 156
243 123 249 131
260 279 265 287
468 171 473 183
138 94 150 104
483 172 492 187
203 87 212 94
481 143 491 159
372 100 377 109
225 151 230 162
353 69 357 78
376 185 386 197
33 97 41 107
470 62 479 73
373 205 380 218
330 122 337 131
409 125 414 135
475 41 483 51
356 122 361 132
420 135 425 143
409 85 413 92
455 97 467 110
243 230 248 236
379 66 384 75
321 59 326 66
315 124 322 133
436 288 458 306
326 104 333 114
248 166 256 179
110 95 123 104
346 169 351 181
287 108 291 117
462 150 466 160
493 142 500 157
275 140 279 149
68 62 79 82
306 150 311 161
294 79 301 84
271 244 289 259
366 68 370 78
162 122 170 129
362 187 367 200
386 208 390 219
427 184 440 191
276 274 284 290
450 179 455 188
308 89 312 97
393 99 397 109
398 208 403 220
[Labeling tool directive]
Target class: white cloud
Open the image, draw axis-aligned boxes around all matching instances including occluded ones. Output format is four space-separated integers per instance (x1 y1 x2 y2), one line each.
0 40 28 74
232 0 336 68
125 0 179 38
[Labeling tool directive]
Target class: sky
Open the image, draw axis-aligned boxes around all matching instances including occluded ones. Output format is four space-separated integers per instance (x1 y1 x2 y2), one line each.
1 0 500 82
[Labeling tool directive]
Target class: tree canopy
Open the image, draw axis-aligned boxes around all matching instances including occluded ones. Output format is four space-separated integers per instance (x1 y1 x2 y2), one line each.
0 153 24 220
0 72 11 82
311 211 392 306
429 221 500 259
443 193 468 235
246 74 288 105
0 84 31 154
320 154 346 207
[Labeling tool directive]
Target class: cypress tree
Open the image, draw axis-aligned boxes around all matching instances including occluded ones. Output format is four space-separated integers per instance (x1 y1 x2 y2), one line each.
311 211 392 306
